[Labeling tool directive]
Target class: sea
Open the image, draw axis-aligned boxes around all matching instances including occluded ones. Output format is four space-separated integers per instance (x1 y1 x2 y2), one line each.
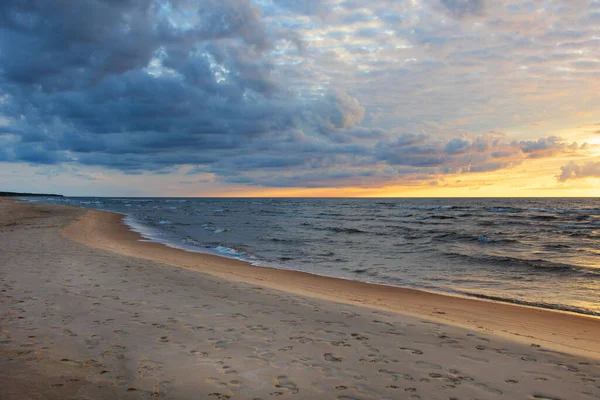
24 197 600 316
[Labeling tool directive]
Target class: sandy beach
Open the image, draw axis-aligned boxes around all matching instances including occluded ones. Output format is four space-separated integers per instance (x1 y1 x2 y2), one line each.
1 199 599 399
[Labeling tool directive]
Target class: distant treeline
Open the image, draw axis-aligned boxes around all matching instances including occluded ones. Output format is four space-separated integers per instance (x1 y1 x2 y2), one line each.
0 191 63 197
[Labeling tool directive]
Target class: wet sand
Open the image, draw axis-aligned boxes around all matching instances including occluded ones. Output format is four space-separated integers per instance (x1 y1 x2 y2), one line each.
1 199 599 399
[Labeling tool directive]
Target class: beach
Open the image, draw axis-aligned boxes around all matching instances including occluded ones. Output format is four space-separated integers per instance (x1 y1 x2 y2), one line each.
1 199 599 399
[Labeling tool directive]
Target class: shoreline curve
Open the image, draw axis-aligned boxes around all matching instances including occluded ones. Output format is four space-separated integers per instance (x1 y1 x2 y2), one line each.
61 207 600 359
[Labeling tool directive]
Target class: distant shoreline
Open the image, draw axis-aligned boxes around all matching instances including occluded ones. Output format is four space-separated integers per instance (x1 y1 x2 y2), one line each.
0 191 63 197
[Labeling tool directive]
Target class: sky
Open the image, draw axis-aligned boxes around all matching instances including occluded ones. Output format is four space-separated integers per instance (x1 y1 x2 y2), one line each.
0 0 599 197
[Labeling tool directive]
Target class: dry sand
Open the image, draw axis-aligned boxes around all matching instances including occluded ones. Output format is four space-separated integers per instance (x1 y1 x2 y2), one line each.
1 199 599 399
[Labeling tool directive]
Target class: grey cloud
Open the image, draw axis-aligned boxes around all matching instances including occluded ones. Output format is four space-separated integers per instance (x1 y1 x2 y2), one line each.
558 160 600 182
273 0 331 18
0 0 158 91
585 11 600 25
376 134 579 174
444 138 470 154
317 90 366 130
0 0 273 92
440 0 485 18
518 137 581 158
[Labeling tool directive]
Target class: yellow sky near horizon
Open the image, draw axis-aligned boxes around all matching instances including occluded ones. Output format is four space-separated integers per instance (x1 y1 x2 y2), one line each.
198 164 600 198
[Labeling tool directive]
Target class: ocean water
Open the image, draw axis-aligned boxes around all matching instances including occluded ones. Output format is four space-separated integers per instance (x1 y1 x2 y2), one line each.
26 197 600 316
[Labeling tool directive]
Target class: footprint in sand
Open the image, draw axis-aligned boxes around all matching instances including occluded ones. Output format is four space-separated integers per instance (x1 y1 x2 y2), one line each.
324 353 343 362
60 358 82 367
138 359 163 378
350 333 368 341
330 340 351 347
399 347 424 355
359 355 389 364
208 393 231 400
206 377 228 388
473 382 503 395
379 369 414 382
459 354 489 363
275 376 299 394
415 361 442 370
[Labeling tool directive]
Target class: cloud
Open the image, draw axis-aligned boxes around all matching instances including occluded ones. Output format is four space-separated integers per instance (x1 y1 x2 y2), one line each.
518 137 582 158
0 0 598 190
273 0 331 18
376 133 583 175
316 90 366 130
439 0 485 18
558 160 600 182
0 0 276 91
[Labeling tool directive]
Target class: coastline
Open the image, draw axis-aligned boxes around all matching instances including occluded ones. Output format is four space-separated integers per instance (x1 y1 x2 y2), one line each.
122 210 600 318
62 205 600 359
3 198 600 399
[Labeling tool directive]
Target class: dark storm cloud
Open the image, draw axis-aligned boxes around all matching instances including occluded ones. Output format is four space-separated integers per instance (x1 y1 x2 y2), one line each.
0 0 345 179
0 0 273 91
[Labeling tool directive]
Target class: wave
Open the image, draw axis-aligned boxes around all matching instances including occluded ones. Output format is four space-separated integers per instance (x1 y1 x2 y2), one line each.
265 237 299 244
214 246 245 258
487 207 523 213
485 207 600 215
256 209 287 215
476 235 520 245
443 251 599 277
393 205 458 211
544 243 571 250
557 209 600 214
431 232 520 245
457 291 600 317
425 215 456 220
529 215 558 221
318 227 366 234
557 224 593 230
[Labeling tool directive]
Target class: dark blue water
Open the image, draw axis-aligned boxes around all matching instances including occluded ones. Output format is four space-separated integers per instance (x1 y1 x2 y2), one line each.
27 197 600 315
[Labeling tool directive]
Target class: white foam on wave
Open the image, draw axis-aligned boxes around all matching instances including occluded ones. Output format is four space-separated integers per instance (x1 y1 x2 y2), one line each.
394 205 453 211
122 215 249 263
477 235 493 243
123 215 161 241
557 225 588 230
214 246 244 258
